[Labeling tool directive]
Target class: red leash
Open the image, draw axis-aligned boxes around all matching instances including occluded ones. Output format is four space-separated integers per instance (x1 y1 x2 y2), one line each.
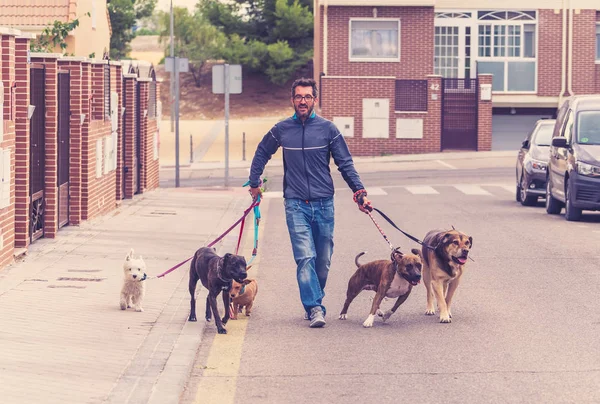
149 199 261 280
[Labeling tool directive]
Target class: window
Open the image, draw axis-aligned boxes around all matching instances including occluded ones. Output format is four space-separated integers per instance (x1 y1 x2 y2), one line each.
476 18 537 92
562 111 574 144
434 26 459 77
350 19 400 61
596 24 600 61
577 111 600 145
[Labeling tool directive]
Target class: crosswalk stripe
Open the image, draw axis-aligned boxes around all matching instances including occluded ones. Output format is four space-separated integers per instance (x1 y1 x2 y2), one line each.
453 184 492 195
405 185 439 195
366 187 387 196
500 184 515 193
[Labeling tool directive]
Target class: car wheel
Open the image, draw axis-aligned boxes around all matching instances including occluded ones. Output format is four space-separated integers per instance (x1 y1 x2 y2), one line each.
545 180 562 214
520 172 537 206
516 183 522 202
564 180 582 221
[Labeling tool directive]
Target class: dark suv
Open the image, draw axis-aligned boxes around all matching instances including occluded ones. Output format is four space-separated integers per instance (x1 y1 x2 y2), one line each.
546 95 600 221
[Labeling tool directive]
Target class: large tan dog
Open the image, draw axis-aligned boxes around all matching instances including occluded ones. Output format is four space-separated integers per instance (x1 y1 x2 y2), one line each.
421 229 473 323
339 248 423 328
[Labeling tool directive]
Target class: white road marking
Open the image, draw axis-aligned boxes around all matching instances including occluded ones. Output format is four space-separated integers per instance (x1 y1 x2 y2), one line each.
436 160 457 169
500 184 516 193
454 184 492 195
405 185 439 195
365 187 387 195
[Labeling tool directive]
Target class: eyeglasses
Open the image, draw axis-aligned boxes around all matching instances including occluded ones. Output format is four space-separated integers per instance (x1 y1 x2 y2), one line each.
293 94 315 102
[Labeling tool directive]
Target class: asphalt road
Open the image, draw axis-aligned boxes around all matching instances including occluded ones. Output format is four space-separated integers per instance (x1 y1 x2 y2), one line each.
174 159 600 404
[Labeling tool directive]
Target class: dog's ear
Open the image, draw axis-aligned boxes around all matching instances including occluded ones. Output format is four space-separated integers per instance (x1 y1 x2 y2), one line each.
468 236 473 248
441 232 452 245
391 248 403 261
246 265 253 271
243 279 253 285
411 248 422 258
223 253 231 265
126 249 134 261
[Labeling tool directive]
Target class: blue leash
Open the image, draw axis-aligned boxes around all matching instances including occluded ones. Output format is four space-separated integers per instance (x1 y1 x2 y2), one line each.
242 178 266 266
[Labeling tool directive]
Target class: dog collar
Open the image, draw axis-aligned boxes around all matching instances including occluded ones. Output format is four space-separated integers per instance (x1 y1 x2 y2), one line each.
240 284 246 295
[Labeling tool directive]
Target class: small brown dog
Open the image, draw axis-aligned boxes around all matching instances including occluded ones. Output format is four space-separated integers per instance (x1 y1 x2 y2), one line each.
339 247 423 328
421 229 473 323
229 278 258 320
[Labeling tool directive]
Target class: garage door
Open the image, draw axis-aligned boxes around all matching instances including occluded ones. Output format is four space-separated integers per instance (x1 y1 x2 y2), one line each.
492 114 554 151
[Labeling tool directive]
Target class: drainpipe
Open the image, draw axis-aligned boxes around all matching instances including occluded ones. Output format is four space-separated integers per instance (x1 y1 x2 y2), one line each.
567 0 574 96
559 0 567 106
323 0 328 75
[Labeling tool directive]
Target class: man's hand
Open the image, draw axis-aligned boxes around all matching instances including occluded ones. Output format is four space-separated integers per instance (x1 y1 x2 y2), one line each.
353 189 372 214
358 196 372 213
249 186 262 202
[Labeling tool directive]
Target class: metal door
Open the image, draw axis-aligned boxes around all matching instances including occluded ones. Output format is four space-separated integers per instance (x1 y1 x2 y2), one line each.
441 78 478 150
30 67 46 241
57 72 70 228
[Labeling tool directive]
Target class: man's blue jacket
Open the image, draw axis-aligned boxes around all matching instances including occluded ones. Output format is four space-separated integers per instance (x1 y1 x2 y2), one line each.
249 112 364 200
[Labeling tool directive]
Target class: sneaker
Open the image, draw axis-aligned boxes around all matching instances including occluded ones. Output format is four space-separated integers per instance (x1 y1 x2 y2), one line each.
309 307 326 328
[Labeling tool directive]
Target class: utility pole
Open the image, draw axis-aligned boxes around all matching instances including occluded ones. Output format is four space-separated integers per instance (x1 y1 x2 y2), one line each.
170 0 175 134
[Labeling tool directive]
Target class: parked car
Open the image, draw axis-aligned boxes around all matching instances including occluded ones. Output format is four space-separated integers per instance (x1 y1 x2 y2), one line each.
546 95 600 221
516 119 556 206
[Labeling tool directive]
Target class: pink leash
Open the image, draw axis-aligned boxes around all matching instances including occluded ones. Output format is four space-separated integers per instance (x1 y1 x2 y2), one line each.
148 199 261 280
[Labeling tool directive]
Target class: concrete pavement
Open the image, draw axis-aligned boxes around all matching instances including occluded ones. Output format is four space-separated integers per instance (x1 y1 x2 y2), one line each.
0 186 257 404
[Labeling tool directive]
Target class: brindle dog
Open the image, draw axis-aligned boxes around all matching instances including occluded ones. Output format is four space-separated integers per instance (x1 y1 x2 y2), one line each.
339 248 423 328
421 229 473 323
188 247 248 334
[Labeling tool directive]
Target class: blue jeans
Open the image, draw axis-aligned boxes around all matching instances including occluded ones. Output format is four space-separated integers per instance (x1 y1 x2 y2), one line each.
284 197 335 316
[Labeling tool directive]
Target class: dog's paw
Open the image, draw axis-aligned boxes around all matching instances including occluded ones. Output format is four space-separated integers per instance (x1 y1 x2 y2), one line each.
188 315 197 322
376 309 384 317
217 328 228 334
339 313 347 320
362 314 375 328
135 307 144 312
381 310 393 322
425 308 436 316
439 315 452 323
120 303 127 310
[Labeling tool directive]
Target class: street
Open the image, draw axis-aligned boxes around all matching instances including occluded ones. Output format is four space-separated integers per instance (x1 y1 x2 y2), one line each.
2 152 600 404
176 154 600 404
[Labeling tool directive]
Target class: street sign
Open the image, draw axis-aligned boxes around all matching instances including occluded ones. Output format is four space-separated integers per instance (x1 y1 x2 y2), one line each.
212 64 242 94
165 57 189 73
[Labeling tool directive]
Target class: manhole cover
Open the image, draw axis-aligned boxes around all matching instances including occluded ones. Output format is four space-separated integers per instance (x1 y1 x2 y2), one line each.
57 277 106 282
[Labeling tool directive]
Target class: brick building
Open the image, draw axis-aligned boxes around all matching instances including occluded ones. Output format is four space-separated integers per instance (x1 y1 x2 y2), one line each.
313 0 600 155
0 28 160 271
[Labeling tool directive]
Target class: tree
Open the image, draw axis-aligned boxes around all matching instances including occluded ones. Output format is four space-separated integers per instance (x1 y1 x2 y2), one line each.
108 0 157 59
200 0 313 85
158 7 227 87
30 14 89 55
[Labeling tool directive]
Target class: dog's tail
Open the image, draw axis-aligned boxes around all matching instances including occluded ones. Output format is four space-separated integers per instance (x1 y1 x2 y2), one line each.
355 252 367 268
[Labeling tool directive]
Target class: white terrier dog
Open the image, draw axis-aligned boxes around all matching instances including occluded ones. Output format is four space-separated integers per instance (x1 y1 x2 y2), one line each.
120 249 147 312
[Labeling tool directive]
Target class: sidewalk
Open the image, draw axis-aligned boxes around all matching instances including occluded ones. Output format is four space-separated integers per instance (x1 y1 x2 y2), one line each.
0 187 254 404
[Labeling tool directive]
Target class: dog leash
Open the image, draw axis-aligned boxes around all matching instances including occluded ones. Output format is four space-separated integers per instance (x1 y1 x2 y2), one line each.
368 206 474 262
365 210 395 251
242 179 266 266
145 196 262 281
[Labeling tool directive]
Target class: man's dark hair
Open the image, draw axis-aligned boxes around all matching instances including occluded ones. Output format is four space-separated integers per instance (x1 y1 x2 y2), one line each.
291 78 318 98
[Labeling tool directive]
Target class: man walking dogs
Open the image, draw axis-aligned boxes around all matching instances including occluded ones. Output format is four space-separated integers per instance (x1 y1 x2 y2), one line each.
248 78 371 328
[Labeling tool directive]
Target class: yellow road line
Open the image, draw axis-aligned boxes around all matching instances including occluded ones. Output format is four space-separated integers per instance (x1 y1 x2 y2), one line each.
194 199 269 404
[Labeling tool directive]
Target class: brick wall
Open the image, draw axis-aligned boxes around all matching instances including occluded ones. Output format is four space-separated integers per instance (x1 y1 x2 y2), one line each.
323 6 433 78
596 12 600 93
145 83 160 191
122 75 137 199
538 9 564 97
0 34 16 267
571 9 597 95
85 62 116 221
478 74 493 151
14 37 30 248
